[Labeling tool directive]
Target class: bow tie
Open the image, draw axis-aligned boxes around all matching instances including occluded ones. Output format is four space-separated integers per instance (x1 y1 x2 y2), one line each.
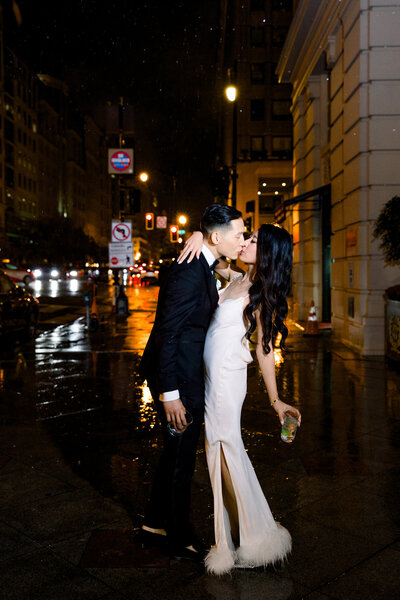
210 259 219 271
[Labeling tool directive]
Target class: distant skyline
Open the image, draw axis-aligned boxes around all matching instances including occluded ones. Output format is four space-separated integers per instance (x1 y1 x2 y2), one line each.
4 0 221 224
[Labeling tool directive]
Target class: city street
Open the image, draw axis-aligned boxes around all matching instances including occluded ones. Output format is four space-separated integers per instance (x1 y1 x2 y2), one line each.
0 284 399 599
29 278 135 331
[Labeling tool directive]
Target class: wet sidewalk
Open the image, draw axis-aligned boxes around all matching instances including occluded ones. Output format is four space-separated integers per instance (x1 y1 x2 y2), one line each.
0 306 399 599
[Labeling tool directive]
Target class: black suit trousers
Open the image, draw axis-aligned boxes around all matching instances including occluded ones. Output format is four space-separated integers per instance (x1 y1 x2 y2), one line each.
144 383 204 547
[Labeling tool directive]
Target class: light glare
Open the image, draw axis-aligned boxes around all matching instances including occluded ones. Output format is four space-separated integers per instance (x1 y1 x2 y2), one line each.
225 86 237 102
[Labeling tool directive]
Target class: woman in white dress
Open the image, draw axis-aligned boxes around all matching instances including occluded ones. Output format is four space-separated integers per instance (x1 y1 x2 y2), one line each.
181 224 301 575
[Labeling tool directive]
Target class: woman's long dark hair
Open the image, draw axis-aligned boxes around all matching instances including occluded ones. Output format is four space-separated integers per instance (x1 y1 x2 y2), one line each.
244 224 293 355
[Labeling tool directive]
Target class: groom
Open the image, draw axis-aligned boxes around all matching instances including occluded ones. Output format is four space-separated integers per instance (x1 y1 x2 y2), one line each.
139 204 245 561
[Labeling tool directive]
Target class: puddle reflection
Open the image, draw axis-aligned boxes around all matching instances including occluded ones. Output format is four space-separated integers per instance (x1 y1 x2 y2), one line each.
138 381 157 429
68 279 79 293
50 280 59 297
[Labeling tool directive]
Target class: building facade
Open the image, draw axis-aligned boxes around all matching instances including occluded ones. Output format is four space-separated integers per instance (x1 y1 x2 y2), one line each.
218 0 294 227
0 36 112 261
2 46 39 258
37 74 68 221
0 17 5 250
84 116 112 248
277 0 400 355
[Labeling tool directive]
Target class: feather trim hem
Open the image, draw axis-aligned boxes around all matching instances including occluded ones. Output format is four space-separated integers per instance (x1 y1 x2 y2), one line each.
205 544 236 575
235 523 292 569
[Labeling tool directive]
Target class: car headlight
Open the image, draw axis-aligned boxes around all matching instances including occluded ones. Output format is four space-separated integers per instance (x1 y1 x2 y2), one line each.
50 269 59 278
33 269 42 278
69 270 78 278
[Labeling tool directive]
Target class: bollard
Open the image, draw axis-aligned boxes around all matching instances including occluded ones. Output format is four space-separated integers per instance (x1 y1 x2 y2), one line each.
83 284 90 329
116 284 129 316
89 282 99 332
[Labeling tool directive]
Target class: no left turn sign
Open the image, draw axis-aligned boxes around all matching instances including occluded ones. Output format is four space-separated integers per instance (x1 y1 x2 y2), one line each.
111 221 132 242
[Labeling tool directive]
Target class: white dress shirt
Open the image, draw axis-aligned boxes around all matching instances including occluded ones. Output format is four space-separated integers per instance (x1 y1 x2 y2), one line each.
160 245 217 402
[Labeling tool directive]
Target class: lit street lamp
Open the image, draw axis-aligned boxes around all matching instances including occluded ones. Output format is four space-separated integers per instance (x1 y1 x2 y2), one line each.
225 84 238 208
139 172 149 182
225 85 237 102
178 215 187 226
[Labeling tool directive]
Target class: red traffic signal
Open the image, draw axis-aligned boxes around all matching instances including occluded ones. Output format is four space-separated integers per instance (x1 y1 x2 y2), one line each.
145 212 154 230
170 225 178 242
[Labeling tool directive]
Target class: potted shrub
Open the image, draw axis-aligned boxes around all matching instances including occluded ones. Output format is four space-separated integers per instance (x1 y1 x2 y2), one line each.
373 197 400 360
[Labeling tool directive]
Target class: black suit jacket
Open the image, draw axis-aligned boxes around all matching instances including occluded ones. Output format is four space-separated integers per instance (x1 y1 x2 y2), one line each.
139 254 219 397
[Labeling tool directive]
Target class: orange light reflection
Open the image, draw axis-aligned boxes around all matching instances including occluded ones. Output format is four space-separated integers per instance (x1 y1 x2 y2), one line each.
139 380 157 429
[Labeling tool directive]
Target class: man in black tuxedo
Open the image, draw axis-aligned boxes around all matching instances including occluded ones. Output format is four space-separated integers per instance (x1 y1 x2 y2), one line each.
139 204 245 561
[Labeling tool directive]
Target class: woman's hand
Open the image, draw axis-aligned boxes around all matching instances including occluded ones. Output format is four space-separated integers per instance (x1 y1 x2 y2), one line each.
177 231 203 264
273 400 301 426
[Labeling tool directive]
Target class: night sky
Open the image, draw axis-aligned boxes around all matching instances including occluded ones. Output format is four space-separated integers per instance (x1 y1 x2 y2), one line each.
5 0 221 225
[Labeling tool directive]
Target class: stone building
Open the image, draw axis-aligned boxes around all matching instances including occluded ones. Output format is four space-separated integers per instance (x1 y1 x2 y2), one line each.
276 0 400 355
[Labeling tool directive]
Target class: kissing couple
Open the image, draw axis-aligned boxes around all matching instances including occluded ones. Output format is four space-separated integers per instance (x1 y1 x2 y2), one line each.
138 204 301 575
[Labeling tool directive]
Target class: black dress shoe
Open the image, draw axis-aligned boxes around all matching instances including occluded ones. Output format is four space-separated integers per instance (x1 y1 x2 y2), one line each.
169 545 205 563
190 535 207 555
135 528 168 549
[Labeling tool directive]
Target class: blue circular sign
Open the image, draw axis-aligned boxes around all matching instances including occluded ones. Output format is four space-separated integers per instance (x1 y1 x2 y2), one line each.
111 151 131 172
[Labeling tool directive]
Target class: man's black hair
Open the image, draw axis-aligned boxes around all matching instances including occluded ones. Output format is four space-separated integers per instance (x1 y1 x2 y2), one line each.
201 204 242 235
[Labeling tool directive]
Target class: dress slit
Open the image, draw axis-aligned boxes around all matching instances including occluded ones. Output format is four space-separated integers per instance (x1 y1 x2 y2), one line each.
220 444 239 544
205 440 237 574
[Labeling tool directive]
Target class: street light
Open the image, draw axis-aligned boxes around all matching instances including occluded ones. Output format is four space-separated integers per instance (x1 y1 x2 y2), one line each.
225 86 237 102
224 84 238 208
139 172 149 182
178 215 187 226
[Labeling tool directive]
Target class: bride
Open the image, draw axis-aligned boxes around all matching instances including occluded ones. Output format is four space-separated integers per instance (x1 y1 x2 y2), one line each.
180 224 301 575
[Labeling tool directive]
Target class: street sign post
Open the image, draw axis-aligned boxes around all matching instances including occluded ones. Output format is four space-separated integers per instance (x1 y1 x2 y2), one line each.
109 242 134 268
111 221 132 242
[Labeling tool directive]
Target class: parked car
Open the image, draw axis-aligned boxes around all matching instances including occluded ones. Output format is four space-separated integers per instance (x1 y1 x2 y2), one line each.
1 262 35 285
0 271 39 340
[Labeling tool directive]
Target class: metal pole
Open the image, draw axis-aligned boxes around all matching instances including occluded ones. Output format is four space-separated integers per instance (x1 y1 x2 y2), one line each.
232 101 237 209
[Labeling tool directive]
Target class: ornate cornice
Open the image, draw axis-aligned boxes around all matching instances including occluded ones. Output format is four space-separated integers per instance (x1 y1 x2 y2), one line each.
277 0 352 102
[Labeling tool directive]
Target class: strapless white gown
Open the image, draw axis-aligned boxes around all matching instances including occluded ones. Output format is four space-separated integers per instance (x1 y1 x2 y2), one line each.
203 277 291 575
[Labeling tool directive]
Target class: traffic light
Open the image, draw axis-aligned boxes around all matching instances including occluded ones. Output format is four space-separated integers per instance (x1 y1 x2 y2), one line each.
244 216 252 232
170 225 178 242
145 212 154 230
